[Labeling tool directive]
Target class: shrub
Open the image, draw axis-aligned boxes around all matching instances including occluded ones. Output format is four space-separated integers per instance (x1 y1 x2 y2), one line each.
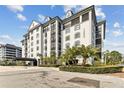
59 66 123 74
39 64 60 67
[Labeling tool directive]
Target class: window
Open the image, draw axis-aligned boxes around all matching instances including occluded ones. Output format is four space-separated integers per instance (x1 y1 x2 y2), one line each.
75 41 80 46
45 46 47 51
51 23 56 31
31 54 33 57
36 27 39 32
31 31 33 34
31 48 33 52
36 40 39 44
43 26 49 32
45 53 47 56
36 33 39 38
31 36 33 40
45 32 47 37
65 28 70 34
45 39 47 44
65 43 70 48
83 29 85 38
82 13 89 22
65 35 70 41
31 42 33 46
37 46 39 50
71 17 80 26
75 32 80 39
74 24 80 31
64 23 71 29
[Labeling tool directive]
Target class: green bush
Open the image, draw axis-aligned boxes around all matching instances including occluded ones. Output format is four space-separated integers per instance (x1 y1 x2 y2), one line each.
59 66 123 74
39 64 60 67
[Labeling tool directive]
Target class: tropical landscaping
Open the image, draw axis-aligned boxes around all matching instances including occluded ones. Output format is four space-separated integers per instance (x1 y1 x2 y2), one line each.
39 44 124 74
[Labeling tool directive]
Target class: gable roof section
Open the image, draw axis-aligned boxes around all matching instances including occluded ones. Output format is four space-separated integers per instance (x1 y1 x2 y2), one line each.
28 20 42 32
42 16 62 27
62 5 95 24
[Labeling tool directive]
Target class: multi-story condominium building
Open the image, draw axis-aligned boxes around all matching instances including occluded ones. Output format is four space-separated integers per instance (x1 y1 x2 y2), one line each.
21 5 106 65
0 44 22 61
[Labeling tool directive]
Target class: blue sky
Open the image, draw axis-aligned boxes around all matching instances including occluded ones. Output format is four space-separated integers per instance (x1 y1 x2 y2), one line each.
0 5 124 54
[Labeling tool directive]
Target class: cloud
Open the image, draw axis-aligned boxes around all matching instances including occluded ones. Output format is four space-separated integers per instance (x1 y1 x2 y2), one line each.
106 29 110 33
113 22 120 28
63 5 106 19
105 40 124 54
51 5 55 9
112 30 123 37
63 5 77 13
6 5 24 13
17 13 27 21
95 6 106 19
0 35 12 40
0 34 21 46
0 35 12 44
6 5 26 22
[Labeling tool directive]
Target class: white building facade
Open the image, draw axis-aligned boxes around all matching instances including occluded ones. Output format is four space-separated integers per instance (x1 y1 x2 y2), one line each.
0 44 22 61
21 5 106 65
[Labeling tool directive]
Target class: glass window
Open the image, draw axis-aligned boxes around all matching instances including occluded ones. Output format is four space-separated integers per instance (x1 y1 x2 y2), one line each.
37 46 39 50
75 40 80 46
71 17 80 26
82 13 89 22
65 35 70 41
65 43 70 48
31 36 33 40
51 22 56 31
31 54 33 57
36 40 39 44
64 23 71 29
45 46 47 51
45 32 47 37
36 33 39 38
31 48 33 52
74 24 80 31
31 31 33 34
31 42 33 46
75 32 80 39
65 28 70 34
36 27 39 32
45 39 47 44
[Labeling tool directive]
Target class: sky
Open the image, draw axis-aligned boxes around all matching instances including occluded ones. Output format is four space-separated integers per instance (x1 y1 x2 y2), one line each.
0 5 124 54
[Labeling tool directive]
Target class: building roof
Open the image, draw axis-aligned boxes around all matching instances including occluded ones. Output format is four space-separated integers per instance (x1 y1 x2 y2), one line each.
0 44 22 50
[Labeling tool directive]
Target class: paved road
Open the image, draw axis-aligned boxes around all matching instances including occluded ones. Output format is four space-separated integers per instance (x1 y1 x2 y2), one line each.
0 67 87 88
0 66 124 88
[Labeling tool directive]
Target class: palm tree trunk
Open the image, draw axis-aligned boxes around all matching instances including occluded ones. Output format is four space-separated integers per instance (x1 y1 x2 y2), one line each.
82 58 87 65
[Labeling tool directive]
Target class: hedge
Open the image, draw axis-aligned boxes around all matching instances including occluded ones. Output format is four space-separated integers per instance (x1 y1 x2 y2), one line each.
39 64 60 67
59 66 123 74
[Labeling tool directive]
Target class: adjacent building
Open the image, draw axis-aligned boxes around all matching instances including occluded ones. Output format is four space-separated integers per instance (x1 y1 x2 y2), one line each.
0 44 22 61
21 5 106 65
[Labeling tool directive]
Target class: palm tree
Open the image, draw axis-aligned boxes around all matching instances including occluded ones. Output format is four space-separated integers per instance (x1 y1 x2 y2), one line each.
60 47 79 65
79 45 100 65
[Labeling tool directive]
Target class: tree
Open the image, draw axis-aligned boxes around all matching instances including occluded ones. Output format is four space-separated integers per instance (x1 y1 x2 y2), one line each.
60 47 79 65
105 50 122 65
60 45 99 65
78 45 100 65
